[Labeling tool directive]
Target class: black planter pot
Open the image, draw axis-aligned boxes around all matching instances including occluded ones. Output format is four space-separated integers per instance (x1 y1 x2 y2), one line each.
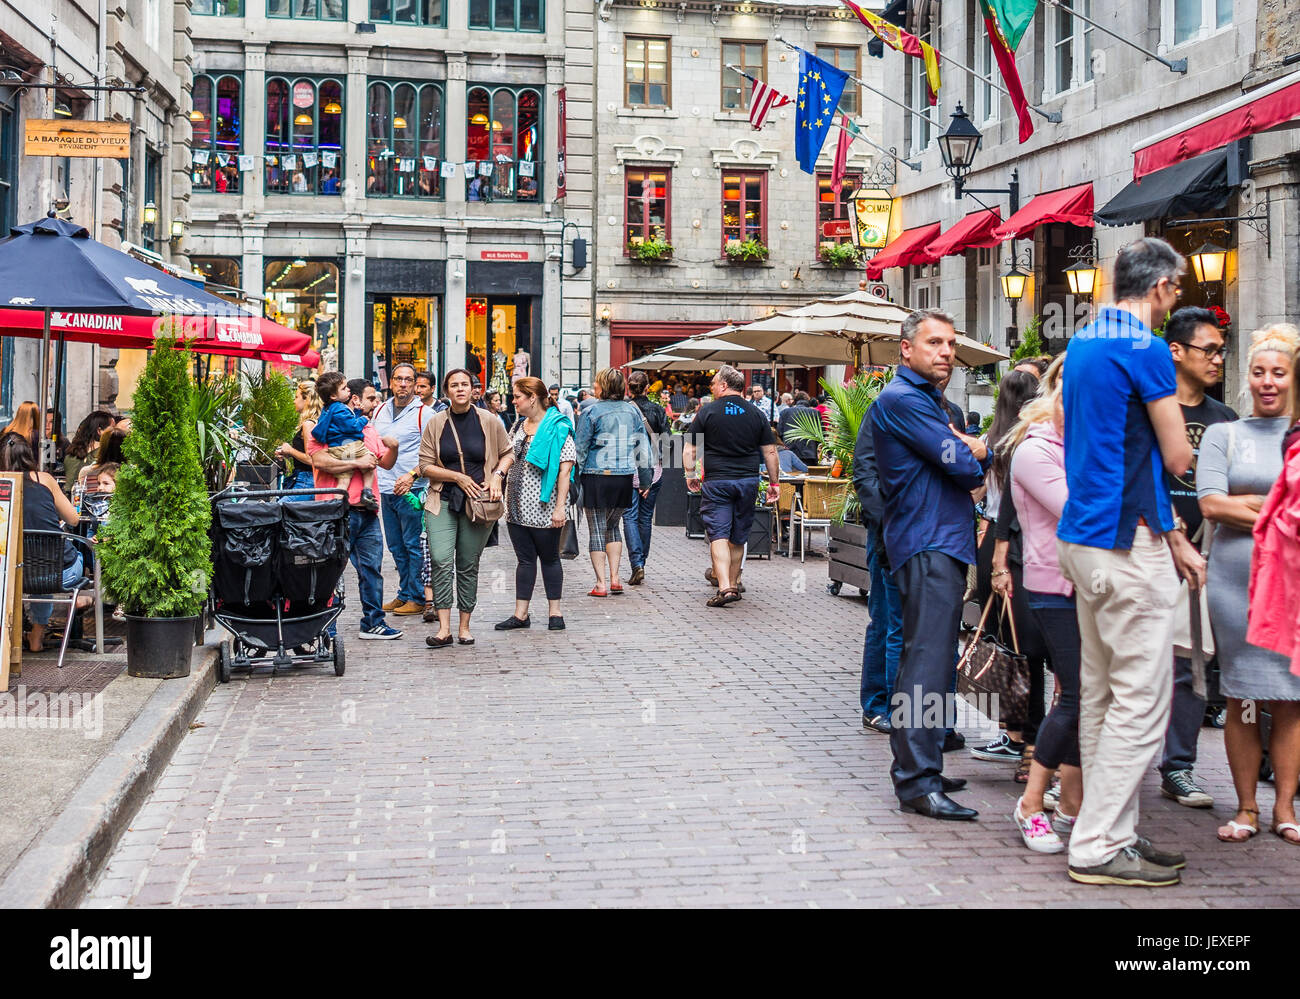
125 614 199 678
828 521 871 595
685 492 706 539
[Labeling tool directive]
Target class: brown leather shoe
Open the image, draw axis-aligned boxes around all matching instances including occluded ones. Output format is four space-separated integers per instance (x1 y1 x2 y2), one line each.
382 596 403 611
392 600 425 616
422 602 438 623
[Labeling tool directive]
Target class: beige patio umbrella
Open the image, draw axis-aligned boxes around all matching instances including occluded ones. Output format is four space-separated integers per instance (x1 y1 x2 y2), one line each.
626 350 769 371
715 291 1009 369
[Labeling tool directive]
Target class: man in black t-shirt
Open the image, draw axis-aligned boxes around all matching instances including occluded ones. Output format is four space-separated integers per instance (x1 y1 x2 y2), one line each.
777 392 821 469
1160 307 1238 808
684 365 780 606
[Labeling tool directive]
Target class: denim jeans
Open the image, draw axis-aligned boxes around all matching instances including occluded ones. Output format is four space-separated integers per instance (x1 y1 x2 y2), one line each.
28 553 85 626
859 528 902 718
622 476 663 569
348 509 387 631
381 492 425 604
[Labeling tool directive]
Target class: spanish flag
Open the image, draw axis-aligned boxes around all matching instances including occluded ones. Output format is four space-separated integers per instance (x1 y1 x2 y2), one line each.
979 0 1036 143
839 0 940 106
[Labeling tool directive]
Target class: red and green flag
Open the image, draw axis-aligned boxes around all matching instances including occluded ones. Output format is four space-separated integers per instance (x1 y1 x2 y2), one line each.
979 0 1036 143
840 0 941 106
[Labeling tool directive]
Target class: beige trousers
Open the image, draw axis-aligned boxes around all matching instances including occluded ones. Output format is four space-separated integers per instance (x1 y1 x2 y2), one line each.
1057 527 1178 868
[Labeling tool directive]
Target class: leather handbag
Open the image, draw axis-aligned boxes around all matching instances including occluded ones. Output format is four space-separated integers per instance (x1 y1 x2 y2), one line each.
442 411 505 525
957 593 1030 723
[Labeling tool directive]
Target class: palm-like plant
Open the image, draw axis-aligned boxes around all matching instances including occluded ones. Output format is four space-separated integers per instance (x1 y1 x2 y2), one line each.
189 373 243 492
782 369 892 523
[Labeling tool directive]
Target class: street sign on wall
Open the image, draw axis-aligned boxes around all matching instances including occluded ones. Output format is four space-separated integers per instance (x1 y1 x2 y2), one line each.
24 120 131 158
821 220 854 239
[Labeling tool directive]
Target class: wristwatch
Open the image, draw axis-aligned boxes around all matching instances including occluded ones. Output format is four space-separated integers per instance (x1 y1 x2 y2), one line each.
1172 515 1188 534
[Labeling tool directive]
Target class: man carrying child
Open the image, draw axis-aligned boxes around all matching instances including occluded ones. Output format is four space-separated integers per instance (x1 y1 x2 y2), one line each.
312 372 380 512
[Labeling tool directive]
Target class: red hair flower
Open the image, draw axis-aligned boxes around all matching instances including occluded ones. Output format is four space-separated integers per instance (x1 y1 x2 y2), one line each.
1209 305 1231 330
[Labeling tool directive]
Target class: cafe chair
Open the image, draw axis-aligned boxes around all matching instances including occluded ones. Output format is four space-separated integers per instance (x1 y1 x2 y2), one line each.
22 529 101 669
790 482 836 563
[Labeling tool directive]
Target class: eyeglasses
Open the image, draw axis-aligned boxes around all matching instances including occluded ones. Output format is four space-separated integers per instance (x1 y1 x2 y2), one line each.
1182 343 1228 360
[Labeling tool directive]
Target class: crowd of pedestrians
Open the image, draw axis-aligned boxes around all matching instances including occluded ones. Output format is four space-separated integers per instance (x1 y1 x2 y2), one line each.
852 236 1300 886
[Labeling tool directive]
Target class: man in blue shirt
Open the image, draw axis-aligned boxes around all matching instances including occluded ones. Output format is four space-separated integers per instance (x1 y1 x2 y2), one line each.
1056 237 1205 888
871 309 990 820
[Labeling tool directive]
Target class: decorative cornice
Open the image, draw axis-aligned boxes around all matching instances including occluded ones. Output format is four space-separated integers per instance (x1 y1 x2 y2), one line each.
614 134 687 166
711 136 780 170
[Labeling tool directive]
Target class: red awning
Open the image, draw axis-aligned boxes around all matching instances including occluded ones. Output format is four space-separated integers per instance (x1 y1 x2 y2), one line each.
927 209 1003 258
991 184 1093 241
864 222 942 280
1133 70 1300 180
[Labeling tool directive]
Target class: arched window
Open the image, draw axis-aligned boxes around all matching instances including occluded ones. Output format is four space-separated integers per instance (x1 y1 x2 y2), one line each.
190 74 242 193
265 76 344 196
367 81 443 199
465 85 540 203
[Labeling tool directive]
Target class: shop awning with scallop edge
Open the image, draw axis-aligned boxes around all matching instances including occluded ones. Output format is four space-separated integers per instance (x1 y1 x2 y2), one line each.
927 208 1004 258
1095 148 1232 227
991 184 1094 241
864 222 941 280
1132 70 1300 181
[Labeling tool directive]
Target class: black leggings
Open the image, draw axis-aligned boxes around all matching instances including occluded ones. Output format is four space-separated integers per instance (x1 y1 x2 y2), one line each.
508 522 564 602
1029 601 1082 770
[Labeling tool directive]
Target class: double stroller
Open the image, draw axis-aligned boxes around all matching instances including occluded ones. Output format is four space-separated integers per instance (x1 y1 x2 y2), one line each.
210 485 351 682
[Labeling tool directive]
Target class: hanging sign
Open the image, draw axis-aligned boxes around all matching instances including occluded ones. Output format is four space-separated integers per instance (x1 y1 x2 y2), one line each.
849 187 895 250
24 120 131 158
293 82 315 108
555 87 567 199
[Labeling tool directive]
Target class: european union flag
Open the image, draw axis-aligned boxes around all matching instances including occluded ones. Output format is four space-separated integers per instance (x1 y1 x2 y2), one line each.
795 48 849 175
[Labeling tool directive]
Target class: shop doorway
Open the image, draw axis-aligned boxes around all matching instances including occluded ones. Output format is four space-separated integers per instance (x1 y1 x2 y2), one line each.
465 295 532 398
369 295 441 392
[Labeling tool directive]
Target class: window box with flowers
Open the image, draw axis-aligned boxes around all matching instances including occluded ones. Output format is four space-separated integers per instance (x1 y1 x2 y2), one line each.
725 237 769 264
819 242 861 268
628 234 674 263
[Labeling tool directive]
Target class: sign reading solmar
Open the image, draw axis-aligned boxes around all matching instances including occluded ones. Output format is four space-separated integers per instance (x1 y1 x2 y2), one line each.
25 120 131 158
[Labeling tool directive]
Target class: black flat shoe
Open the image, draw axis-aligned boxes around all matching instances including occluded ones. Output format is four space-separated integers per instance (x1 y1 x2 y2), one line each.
941 731 967 753
548 616 565 630
425 634 454 648
862 713 892 735
494 616 531 631
458 637 475 645
899 791 978 820
941 776 968 793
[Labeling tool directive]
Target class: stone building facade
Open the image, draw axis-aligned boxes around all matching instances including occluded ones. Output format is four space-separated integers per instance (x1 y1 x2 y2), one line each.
875 0 1298 414
0 0 192 421
585 0 888 392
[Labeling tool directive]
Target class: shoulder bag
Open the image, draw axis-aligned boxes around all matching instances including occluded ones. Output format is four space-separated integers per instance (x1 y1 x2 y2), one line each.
442 410 505 525
957 593 1030 724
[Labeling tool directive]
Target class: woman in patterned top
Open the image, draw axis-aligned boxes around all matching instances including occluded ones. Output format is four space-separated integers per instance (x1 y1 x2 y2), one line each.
494 377 577 632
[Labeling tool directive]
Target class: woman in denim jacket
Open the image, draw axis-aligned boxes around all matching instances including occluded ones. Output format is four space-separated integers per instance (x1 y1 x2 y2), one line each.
574 367 653 596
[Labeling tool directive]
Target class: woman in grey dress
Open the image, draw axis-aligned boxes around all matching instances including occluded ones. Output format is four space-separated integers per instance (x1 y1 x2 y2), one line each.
1198 324 1300 844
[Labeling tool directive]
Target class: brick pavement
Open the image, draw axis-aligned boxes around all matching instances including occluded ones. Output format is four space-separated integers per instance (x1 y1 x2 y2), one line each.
84 527 1299 908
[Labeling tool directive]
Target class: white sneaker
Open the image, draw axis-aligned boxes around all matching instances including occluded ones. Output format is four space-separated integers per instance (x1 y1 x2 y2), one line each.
1043 778 1061 812
1013 796 1064 854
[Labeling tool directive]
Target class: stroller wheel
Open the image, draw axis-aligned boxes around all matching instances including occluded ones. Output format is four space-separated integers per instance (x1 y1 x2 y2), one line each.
218 641 232 684
333 638 346 677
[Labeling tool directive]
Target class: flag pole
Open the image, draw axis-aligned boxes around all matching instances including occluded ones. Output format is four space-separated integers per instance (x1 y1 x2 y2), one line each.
1039 0 1187 73
773 36 930 125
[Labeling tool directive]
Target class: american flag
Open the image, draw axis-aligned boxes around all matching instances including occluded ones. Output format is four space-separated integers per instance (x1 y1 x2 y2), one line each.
736 69 791 130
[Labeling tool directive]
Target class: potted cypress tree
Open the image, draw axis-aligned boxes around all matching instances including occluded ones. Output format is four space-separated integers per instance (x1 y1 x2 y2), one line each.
99 338 213 677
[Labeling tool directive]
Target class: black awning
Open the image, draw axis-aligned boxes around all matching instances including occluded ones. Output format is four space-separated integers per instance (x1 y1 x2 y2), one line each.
1095 148 1231 226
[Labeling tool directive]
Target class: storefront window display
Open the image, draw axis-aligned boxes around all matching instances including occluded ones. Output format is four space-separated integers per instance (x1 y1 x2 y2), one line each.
371 296 439 391
264 259 340 364
465 297 529 395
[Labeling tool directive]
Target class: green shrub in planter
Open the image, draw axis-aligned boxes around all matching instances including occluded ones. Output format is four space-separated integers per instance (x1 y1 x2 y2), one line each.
819 242 862 268
725 237 769 263
99 338 212 619
629 236 674 262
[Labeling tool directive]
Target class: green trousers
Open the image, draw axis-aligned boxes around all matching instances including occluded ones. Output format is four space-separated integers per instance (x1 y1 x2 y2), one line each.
425 502 494 612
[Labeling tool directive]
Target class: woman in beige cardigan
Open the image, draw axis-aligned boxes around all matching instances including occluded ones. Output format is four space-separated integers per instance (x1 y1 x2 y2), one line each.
418 368 514 648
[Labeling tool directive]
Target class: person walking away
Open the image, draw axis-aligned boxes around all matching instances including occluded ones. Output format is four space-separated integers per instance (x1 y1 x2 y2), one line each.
871 310 988 821
1056 237 1204 887
995 358 1084 853
1158 306 1237 808
495 377 576 632
683 365 780 607
574 367 654 596
372 363 430 618
624 370 668 586
312 372 379 511
307 410 402 640
1200 325 1300 843
853 384 901 736
418 369 512 647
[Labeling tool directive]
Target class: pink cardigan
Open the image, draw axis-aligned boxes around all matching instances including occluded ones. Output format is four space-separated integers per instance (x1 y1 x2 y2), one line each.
1010 422 1072 597
1248 436 1300 677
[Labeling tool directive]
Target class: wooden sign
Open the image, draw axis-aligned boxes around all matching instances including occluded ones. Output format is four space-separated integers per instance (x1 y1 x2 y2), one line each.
0 473 23 691
24 120 131 158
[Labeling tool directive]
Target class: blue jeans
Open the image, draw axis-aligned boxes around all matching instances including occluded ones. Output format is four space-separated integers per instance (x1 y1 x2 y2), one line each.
348 509 387 631
29 553 85 626
622 476 663 569
381 492 425 604
779 450 809 474
284 468 316 501
859 529 902 718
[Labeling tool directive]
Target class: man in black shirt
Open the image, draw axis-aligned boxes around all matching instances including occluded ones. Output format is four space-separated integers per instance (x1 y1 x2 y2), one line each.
777 391 821 471
684 365 780 606
1160 306 1237 809
624 370 669 586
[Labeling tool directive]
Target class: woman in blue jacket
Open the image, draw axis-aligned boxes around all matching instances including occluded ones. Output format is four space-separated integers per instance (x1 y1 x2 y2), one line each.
574 367 653 596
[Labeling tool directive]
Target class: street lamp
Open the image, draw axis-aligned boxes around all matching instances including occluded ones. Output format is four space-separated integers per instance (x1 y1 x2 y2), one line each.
1189 241 1228 285
937 103 983 190
1064 238 1100 297
1000 263 1028 303
170 218 186 239
142 201 157 224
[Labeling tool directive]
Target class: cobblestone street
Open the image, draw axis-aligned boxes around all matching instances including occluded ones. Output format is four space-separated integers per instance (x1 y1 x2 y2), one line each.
85 530 1300 908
